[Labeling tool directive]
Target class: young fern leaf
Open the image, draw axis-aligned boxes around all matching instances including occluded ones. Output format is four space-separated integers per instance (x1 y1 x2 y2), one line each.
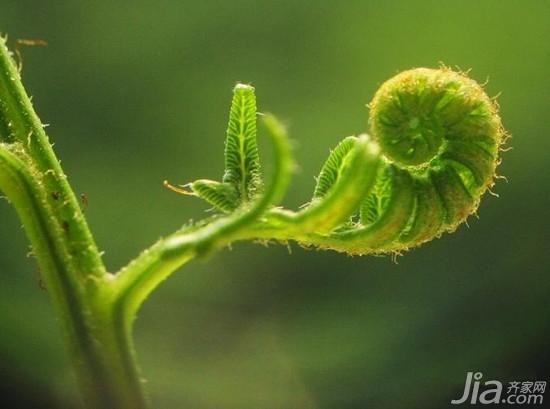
163 113 292 257
222 83 263 202
166 83 262 212
265 135 381 235
313 136 357 198
188 179 239 213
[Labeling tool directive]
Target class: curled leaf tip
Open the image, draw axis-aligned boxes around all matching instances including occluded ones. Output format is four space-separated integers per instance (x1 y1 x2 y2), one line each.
259 67 505 255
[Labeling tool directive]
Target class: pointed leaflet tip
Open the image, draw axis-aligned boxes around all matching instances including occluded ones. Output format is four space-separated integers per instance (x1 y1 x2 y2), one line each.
234 83 254 92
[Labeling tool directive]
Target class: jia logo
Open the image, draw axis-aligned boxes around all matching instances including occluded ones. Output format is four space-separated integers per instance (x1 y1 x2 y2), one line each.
451 372 546 405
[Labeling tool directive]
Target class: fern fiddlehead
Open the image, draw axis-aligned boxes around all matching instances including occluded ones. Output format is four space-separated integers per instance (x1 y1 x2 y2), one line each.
174 68 505 256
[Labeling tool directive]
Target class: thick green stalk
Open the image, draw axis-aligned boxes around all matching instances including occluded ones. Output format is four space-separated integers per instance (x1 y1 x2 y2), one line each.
0 38 103 278
0 37 148 409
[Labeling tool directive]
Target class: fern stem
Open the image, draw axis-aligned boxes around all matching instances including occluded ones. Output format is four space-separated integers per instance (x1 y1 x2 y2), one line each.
0 38 105 278
0 37 148 408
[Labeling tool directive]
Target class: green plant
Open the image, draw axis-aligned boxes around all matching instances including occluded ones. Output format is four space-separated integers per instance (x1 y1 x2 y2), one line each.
0 34 505 409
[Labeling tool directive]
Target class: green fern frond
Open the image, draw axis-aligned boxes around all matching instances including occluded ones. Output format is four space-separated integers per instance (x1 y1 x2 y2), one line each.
222 83 262 202
313 136 357 199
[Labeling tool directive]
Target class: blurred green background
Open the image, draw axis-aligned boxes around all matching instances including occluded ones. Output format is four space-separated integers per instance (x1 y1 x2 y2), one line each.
1 1 549 408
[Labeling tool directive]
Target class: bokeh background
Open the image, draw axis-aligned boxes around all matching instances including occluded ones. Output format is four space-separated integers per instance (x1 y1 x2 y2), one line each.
1 1 549 408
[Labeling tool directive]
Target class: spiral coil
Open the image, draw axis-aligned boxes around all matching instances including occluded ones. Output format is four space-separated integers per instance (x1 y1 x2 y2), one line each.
305 68 505 254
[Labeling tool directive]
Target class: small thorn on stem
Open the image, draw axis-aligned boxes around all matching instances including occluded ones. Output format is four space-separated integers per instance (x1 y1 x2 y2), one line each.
163 180 194 195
